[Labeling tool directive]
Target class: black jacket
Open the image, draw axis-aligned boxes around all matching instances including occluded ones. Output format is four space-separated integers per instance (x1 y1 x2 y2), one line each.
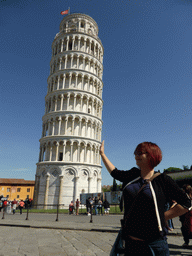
111 167 192 241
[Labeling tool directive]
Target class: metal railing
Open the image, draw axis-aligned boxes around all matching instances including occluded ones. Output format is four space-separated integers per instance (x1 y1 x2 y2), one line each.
1 203 122 223
1 204 65 222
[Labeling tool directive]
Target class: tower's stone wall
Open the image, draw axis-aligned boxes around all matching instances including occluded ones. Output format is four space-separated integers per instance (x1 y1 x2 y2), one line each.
34 13 104 209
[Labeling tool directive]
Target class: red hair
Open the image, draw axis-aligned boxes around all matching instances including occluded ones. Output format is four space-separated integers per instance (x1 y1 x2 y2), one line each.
134 142 162 169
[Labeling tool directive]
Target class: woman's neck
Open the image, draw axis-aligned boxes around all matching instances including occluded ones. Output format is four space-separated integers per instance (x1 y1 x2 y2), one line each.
140 168 154 180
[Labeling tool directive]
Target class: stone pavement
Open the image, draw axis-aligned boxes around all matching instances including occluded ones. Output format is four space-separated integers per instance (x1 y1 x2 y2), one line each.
0 212 191 255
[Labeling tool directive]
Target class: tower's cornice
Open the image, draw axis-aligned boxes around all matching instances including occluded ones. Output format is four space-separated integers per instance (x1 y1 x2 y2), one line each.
60 13 99 32
42 111 103 124
45 89 103 103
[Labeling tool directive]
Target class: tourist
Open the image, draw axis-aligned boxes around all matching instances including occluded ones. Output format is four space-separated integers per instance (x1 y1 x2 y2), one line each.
19 200 25 214
75 199 80 215
6 200 12 214
179 185 192 247
86 197 91 215
3 199 8 213
69 201 74 215
103 199 110 215
98 198 103 215
12 199 17 215
89 198 94 215
94 196 98 215
0 199 3 212
100 140 192 255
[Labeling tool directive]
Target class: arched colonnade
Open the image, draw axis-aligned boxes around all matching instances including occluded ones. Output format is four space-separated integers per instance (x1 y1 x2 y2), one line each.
50 53 103 79
47 71 103 97
52 34 103 62
39 139 101 165
36 166 102 209
42 115 102 140
45 92 103 118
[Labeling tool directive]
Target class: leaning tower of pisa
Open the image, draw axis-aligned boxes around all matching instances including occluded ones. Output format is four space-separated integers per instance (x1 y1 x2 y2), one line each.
33 13 104 209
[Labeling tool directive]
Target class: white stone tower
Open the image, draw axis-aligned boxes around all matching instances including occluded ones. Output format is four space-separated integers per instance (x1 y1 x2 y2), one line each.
33 13 104 209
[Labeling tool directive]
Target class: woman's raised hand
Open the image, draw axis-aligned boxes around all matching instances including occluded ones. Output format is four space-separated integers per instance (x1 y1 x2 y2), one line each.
99 140 104 156
99 140 115 173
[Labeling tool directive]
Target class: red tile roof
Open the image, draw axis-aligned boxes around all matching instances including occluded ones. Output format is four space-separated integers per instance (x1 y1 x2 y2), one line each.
0 178 35 185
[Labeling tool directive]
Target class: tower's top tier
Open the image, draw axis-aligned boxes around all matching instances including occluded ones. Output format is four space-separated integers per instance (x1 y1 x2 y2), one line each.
59 13 99 38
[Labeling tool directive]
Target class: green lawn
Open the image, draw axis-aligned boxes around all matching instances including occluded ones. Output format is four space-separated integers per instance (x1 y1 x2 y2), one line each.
15 205 123 214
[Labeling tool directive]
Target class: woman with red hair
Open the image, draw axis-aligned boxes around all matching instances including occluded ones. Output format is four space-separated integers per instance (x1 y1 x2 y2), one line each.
100 141 192 256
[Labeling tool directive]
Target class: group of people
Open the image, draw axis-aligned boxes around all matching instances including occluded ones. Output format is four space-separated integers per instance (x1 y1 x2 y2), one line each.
86 197 110 215
100 140 192 255
68 197 111 216
0 198 33 215
69 199 81 215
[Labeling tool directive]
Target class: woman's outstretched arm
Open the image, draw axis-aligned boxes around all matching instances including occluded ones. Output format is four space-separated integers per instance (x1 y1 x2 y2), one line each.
99 140 115 174
164 204 188 221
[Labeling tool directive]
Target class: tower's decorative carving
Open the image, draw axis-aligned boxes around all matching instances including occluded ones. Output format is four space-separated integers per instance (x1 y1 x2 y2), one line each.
33 13 104 208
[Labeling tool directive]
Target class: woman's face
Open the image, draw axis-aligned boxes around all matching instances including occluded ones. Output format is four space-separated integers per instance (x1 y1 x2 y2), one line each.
135 150 151 169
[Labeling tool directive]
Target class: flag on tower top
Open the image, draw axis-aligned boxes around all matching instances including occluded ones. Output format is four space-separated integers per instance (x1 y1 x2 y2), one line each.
61 9 69 15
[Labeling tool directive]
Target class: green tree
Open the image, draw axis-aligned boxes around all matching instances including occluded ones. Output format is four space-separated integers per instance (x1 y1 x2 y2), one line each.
111 178 117 191
102 185 112 192
164 167 182 173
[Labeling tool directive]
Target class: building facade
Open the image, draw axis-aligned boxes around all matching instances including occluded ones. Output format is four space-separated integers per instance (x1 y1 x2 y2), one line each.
34 13 104 209
0 179 35 201
165 169 192 187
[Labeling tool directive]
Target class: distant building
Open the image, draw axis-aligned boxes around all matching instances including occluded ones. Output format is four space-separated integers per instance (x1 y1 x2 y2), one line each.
164 169 192 187
0 179 35 201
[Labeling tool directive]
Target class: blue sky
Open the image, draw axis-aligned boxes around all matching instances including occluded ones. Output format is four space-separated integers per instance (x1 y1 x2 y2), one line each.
1 0 192 186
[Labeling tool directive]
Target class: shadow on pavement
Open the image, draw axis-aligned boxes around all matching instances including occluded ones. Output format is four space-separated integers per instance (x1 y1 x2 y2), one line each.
169 243 192 255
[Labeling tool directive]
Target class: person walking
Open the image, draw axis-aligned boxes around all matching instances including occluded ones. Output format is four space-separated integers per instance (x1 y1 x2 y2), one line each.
3 199 7 213
75 199 80 215
100 140 192 256
19 200 25 214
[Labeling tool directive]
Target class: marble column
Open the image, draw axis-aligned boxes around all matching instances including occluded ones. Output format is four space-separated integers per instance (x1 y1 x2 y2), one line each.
58 175 64 209
58 117 61 135
61 39 64 52
65 117 68 135
57 77 60 90
77 144 80 162
72 117 75 135
62 74 66 89
52 121 55 135
62 142 66 161
60 94 64 111
74 176 79 202
74 95 77 110
88 177 92 193
49 145 53 161
97 178 102 193
33 174 40 209
70 143 73 162
55 142 59 161
44 173 50 209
